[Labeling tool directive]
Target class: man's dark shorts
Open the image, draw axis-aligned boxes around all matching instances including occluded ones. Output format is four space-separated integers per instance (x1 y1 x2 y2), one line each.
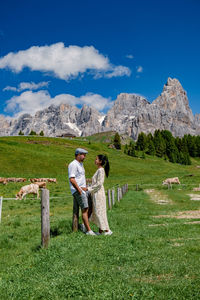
73 191 92 210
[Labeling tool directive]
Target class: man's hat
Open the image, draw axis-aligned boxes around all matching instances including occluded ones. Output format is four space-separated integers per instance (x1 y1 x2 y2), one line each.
75 148 88 155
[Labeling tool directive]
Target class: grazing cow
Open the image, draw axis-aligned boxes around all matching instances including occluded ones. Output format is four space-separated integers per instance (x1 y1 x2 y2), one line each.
30 178 44 183
47 178 57 183
34 181 47 188
162 177 181 185
0 177 26 183
7 177 17 182
30 178 57 183
193 187 200 192
16 184 39 200
15 178 27 182
0 177 7 185
4 177 27 183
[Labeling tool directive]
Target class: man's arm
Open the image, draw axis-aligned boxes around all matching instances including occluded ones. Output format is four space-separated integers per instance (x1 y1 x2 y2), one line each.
69 177 83 195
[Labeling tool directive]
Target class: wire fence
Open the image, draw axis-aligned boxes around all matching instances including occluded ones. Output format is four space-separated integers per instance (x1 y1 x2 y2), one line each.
0 184 129 228
1 182 200 201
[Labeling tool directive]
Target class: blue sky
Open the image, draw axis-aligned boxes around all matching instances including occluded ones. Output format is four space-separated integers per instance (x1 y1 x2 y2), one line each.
0 0 200 118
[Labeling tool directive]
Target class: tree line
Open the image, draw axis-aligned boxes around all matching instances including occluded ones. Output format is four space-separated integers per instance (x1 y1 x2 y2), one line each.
124 130 200 165
19 130 44 136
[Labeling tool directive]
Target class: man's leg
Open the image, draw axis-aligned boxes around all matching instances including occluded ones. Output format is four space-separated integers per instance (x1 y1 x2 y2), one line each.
72 196 79 232
82 208 91 232
73 191 94 234
87 191 93 219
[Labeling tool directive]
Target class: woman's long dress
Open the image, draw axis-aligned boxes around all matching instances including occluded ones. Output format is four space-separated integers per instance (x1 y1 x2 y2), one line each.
88 167 110 230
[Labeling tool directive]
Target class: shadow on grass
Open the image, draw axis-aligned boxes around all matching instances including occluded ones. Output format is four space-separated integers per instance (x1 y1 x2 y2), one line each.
32 220 73 252
50 227 62 237
50 219 72 237
32 244 42 252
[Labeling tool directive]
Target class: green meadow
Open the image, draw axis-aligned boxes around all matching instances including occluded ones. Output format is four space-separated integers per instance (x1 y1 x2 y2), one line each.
0 136 200 299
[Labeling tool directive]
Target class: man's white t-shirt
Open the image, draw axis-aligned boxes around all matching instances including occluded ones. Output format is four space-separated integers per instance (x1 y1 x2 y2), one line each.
68 159 86 195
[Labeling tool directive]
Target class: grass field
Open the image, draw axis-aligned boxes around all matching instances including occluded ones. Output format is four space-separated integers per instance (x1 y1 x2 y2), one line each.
0 136 200 299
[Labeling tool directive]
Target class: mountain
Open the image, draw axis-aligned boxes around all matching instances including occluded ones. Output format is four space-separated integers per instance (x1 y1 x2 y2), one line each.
103 78 200 139
0 78 200 139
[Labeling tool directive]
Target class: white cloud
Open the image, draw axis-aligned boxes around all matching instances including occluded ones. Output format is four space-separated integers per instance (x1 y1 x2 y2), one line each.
3 86 17 92
105 65 131 78
79 93 113 111
0 43 131 80
136 66 143 73
126 54 134 59
3 81 49 92
4 90 112 118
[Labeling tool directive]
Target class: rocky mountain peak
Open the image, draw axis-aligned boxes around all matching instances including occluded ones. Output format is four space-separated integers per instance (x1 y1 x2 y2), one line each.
165 77 183 89
116 93 149 106
78 105 102 125
0 115 11 136
107 93 150 119
153 77 191 114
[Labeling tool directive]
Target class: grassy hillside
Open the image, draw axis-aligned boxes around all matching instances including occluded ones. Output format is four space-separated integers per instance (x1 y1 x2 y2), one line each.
0 135 200 197
85 131 132 145
1 136 200 299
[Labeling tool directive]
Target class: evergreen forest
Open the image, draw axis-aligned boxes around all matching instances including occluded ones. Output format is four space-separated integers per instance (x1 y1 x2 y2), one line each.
124 130 200 165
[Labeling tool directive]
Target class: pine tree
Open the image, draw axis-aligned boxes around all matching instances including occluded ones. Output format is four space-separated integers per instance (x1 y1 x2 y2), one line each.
161 130 178 162
186 135 197 157
181 135 189 153
29 130 37 136
196 136 200 157
136 132 147 151
146 140 155 156
18 130 24 136
130 144 137 157
153 130 166 157
39 130 44 136
124 144 128 154
113 132 121 150
183 152 192 165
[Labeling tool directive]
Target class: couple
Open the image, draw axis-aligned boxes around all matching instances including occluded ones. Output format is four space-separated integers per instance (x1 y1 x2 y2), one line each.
68 148 112 236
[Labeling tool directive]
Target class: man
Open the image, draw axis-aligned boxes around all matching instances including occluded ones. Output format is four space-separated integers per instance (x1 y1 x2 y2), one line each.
68 148 95 235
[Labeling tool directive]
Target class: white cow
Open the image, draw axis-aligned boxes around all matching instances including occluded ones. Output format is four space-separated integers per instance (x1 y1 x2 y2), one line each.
34 181 47 188
0 178 7 185
30 178 57 183
162 177 181 185
16 184 39 200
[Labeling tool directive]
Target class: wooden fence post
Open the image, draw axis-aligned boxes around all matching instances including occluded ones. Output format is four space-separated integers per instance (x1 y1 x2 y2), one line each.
118 188 121 200
136 184 139 191
112 189 115 206
72 196 79 232
125 184 127 193
41 189 50 248
117 187 120 202
0 196 3 223
108 189 112 209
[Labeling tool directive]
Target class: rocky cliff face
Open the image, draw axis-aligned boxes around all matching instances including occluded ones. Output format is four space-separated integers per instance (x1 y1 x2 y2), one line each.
103 78 200 139
0 115 11 136
0 103 103 137
0 78 200 139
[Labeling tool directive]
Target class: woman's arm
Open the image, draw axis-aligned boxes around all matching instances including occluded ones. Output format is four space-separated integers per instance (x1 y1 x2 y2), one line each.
88 169 104 193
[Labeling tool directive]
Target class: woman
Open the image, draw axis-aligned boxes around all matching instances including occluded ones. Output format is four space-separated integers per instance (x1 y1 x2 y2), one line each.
87 154 112 235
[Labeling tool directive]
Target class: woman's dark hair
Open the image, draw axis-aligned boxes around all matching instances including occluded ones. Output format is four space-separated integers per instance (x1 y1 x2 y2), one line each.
98 154 110 177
